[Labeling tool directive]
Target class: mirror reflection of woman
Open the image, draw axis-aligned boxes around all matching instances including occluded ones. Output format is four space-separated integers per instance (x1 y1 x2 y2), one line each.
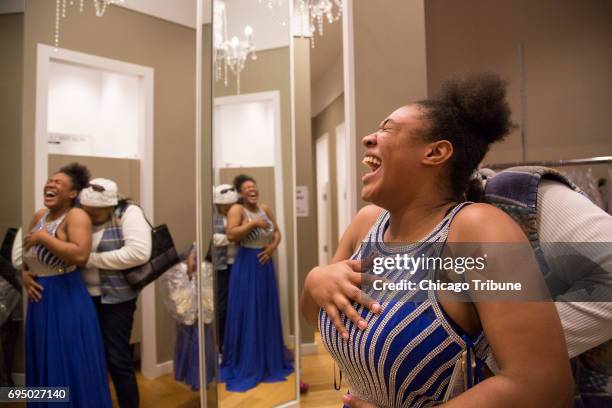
301 74 573 407
220 174 293 392
22 163 112 407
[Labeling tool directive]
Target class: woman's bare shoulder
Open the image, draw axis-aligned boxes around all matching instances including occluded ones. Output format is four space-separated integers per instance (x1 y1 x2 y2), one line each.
65 207 91 224
449 202 527 243
347 205 385 242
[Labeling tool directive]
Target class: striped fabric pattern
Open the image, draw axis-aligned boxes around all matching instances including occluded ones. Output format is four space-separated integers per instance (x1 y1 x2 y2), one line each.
319 203 488 407
33 213 70 271
95 204 139 303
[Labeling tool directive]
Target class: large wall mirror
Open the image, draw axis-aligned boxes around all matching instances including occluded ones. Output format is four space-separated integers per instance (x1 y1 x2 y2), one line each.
197 0 299 406
9 0 201 406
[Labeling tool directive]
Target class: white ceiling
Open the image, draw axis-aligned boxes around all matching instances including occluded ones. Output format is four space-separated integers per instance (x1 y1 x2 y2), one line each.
119 0 199 28
223 0 290 50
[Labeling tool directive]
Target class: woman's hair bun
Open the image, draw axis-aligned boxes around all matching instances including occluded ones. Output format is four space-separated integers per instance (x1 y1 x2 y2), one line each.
437 73 514 144
58 162 91 192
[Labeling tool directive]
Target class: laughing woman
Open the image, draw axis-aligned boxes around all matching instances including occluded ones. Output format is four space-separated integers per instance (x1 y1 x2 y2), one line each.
22 163 112 407
301 74 573 407
219 174 293 392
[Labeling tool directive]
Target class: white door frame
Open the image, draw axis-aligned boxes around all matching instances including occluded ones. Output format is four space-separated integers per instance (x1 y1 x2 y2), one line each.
342 0 358 218
315 133 332 265
213 91 291 341
34 44 162 378
334 122 351 237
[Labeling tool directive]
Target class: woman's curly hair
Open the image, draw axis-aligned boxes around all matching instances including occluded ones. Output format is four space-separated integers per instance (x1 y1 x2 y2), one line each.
58 162 91 192
417 73 515 198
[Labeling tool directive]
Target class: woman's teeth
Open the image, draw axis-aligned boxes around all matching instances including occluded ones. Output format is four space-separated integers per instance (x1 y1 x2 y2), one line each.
362 156 381 172
45 191 57 198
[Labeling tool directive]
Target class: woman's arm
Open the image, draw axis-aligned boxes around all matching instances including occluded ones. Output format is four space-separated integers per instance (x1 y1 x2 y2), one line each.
226 205 266 243
261 204 281 249
22 209 48 301
300 205 383 330
28 208 92 266
87 205 152 270
256 204 281 264
442 204 573 407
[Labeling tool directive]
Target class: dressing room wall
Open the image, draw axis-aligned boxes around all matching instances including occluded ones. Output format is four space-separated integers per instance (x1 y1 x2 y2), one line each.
0 12 23 243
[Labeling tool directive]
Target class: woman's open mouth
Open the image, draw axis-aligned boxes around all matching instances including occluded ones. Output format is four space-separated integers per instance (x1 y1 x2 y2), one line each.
362 155 382 176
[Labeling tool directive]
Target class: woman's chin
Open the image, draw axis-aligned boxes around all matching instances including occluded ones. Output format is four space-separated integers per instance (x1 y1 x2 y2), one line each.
361 185 377 203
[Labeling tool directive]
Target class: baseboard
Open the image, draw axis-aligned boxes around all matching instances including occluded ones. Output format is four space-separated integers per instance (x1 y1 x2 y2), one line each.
12 373 25 386
300 342 317 356
142 360 173 379
156 360 174 376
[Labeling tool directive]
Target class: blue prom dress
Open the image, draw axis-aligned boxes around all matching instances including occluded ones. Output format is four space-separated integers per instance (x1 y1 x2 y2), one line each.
24 212 112 408
220 206 293 392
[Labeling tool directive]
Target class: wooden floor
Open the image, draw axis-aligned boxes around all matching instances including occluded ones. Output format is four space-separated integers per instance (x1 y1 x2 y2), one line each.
0 336 344 408
126 336 346 407
300 336 349 408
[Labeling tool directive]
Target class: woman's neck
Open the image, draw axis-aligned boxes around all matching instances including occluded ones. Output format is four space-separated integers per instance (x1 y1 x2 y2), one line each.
46 205 71 222
385 196 457 243
244 202 258 212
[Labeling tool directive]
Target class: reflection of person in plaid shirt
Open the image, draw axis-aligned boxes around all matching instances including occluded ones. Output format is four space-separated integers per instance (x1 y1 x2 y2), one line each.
480 166 612 407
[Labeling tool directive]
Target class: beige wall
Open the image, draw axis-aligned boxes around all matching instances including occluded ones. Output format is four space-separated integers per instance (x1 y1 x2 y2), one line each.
0 13 23 241
0 11 24 376
425 0 612 164
214 46 299 338
312 94 345 255
22 0 196 364
352 0 428 209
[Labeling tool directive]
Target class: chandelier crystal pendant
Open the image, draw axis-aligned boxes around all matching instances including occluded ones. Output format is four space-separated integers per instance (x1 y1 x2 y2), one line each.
297 0 343 47
214 0 257 94
54 0 124 49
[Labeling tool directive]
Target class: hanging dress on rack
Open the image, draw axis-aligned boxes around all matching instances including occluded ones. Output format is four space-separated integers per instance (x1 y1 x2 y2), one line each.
220 205 293 392
24 212 112 408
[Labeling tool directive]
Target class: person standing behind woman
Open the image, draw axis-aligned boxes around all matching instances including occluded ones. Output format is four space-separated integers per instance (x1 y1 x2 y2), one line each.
211 184 238 351
219 174 293 392
79 178 152 408
22 163 112 407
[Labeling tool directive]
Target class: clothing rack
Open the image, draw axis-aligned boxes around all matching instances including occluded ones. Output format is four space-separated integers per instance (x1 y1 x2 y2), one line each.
485 156 612 170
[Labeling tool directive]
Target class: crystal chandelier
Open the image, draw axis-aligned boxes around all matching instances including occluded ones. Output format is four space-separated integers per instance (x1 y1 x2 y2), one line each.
295 0 343 48
297 0 343 46
54 0 124 49
214 0 257 94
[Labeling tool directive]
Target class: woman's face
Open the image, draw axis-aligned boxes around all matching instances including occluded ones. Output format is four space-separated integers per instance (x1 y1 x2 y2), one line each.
240 181 258 206
81 206 114 226
361 104 432 208
43 172 77 210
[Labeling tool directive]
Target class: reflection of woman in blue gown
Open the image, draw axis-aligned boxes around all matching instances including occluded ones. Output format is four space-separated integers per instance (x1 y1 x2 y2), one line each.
220 175 292 392
21 163 112 407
